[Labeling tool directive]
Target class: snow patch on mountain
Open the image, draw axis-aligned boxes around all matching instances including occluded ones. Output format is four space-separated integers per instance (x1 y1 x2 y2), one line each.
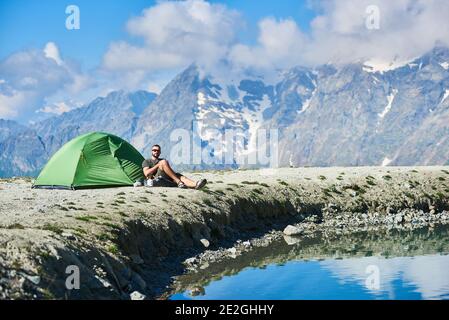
379 89 398 119
381 157 392 167
363 58 413 74
441 89 449 104
298 89 316 114
440 62 449 70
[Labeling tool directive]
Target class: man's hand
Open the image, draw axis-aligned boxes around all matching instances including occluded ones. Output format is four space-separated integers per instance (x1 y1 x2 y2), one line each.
143 163 160 179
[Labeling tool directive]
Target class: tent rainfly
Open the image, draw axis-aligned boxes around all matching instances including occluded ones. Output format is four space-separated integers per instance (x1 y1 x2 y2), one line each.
32 132 145 190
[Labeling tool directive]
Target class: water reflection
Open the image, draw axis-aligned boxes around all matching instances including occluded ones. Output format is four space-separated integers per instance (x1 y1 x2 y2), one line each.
322 255 449 299
168 225 449 300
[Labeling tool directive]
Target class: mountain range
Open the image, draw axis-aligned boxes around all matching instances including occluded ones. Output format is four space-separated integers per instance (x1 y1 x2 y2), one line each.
1 47 449 177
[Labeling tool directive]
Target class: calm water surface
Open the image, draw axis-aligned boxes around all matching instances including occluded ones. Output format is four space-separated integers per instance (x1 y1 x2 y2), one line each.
169 225 449 300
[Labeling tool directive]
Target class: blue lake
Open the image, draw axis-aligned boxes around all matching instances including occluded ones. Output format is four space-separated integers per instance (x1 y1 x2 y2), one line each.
169 225 449 300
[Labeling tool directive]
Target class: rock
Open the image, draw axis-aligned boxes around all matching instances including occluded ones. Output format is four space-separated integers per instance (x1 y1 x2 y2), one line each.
23 274 40 285
130 254 144 265
185 257 197 265
130 291 146 300
283 235 301 246
61 232 77 241
242 241 251 247
394 215 403 224
189 286 205 296
283 225 303 236
94 275 112 288
200 239 210 248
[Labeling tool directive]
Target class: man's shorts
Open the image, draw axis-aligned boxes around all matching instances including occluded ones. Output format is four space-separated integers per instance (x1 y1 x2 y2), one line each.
150 172 183 187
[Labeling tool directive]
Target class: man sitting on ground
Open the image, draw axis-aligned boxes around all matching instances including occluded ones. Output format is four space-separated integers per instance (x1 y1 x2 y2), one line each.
142 144 207 189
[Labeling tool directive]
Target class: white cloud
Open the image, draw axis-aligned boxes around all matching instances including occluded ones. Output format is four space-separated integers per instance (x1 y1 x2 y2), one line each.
228 0 449 70
44 42 63 66
229 18 307 71
103 0 449 77
321 254 449 299
103 0 241 72
0 42 91 121
37 100 82 115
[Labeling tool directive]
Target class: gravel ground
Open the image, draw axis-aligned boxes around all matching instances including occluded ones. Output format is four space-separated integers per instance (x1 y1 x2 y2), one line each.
1 166 449 299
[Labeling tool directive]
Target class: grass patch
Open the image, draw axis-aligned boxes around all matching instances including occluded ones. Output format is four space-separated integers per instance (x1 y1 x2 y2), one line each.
97 233 114 242
101 222 120 230
107 244 120 255
115 199 126 204
75 215 98 222
68 206 86 211
160 194 167 198
438 177 446 181
279 180 289 186
441 170 449 175
116 192 126 196
178 194 186 199
203 198 213 206
382 175 392 181
318 175 327 180
242 181 260 185
215 189 226 195
117 211 128 217
6 223 25 230
41 223 63 235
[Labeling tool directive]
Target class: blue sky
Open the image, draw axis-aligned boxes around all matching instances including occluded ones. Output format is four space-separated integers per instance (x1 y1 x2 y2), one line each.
1 0 448 122
0 0 317 70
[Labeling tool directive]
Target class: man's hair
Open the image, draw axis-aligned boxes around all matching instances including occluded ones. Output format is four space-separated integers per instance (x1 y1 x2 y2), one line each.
152 144 161 150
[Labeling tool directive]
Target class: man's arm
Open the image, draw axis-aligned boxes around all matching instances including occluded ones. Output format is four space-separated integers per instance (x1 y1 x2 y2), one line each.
143 164 160 179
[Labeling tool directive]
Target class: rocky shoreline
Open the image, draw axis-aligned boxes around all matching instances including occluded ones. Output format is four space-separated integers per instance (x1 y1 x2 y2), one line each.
1 166 449 299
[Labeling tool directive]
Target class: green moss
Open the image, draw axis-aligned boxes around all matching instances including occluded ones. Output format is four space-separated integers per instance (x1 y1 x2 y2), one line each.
6 223 25 229
117 211 128 217
203 198 213 206
41 223 63 235
101 222 120 229
107 244 119 255
97 233 114 241
75 215 98 222
241 181 260 185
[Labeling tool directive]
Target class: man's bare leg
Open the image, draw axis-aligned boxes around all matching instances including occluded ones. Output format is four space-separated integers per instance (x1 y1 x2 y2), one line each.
180 175 196 188
158 159 201 188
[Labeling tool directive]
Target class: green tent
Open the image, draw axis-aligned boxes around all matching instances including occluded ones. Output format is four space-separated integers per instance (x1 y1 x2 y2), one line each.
33 132 145 190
